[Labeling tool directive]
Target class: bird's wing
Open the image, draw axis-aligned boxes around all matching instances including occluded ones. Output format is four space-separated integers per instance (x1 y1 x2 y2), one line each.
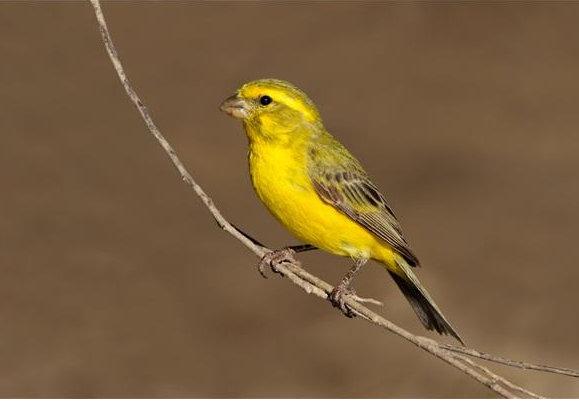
308 140 420 267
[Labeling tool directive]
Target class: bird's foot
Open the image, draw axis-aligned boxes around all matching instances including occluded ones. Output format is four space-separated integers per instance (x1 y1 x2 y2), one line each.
329 285 358 318
329 286 383 318
258 247 299 278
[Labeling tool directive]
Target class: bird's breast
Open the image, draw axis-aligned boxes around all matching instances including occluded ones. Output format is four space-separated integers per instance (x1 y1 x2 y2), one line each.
249 143 312 217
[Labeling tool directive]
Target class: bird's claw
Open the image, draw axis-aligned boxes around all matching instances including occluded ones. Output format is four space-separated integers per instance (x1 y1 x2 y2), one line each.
329 286 383 317
258 248 299 278
329 286 358 318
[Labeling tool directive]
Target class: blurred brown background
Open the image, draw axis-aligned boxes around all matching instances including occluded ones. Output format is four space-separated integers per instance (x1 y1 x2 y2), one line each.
0 1 578 398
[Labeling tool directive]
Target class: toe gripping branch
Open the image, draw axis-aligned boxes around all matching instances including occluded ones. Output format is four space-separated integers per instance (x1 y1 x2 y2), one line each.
231 223 317 278
258 245 318 278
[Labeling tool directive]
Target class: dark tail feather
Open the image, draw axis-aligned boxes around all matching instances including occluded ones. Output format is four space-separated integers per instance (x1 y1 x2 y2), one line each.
388 269 464 345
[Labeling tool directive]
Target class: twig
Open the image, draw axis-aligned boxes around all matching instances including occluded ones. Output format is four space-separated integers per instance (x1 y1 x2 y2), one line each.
460 355 544 399
441 344 579 378
88 1 577 397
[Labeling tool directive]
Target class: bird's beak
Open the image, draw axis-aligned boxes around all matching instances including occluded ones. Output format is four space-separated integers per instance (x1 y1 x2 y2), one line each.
220 94 250 119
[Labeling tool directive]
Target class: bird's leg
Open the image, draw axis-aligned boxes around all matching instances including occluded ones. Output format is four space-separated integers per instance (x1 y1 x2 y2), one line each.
289 244 317 253
258 244 317 278
231 224 266 248
329 258 368 318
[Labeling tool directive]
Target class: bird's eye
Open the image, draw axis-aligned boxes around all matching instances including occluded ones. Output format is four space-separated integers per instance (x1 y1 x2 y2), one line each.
259 95 272 106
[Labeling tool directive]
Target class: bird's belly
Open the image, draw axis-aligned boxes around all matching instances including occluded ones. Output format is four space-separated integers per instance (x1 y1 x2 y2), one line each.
249 151 379 259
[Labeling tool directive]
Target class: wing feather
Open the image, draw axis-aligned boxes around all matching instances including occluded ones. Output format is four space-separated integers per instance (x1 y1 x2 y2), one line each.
308 142 420 267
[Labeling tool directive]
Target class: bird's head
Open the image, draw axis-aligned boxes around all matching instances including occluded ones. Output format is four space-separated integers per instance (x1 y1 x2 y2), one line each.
220 79 321 138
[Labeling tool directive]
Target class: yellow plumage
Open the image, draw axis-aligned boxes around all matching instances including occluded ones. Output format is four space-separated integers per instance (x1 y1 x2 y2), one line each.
248 128 390 262
220 79 462 343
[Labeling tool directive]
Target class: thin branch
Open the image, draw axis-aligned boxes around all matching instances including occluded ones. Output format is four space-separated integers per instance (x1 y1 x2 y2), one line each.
441 344 579 378
88 1 577 397
89 0 268 261
457 355 544 399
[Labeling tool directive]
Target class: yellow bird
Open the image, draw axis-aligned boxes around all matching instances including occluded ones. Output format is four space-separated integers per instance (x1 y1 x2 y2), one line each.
220 79 463 344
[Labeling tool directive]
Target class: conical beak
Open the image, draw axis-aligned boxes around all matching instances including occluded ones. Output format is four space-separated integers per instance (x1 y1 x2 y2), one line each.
220 94 250 119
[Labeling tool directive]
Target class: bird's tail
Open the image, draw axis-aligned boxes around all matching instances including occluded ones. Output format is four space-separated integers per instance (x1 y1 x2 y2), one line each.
388 257 464 344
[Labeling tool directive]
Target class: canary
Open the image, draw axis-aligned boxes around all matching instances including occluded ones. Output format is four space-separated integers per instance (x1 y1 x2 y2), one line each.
220 79 462 343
